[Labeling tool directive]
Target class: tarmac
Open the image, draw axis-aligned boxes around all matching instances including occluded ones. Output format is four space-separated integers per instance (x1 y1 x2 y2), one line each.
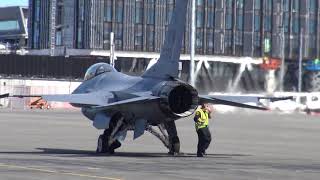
0 109 319 180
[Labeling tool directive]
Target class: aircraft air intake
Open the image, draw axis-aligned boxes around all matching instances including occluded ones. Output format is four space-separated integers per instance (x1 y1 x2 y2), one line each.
153 81 199 118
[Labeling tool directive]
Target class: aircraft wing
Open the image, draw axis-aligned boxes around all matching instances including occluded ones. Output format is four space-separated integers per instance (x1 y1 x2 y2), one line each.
0 93 114 106
199 95 268 110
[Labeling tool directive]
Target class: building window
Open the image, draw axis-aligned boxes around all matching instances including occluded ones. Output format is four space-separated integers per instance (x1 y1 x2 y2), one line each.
236 0 243 31
292 0 299 12
103 23 112 49
263 0 272 32
254 0 260 10
309 0 317 12
34 0 40 21
104 0 112 22
32 0 41 49
166 0 174 24
253 34 261 57
146 0 155 25
282 13 289 33
56 2 63 26
206 30 214 53
76 0 85 48
114 25 123 50
292 17 299 34
135 26 143 50
224 30 232 54
254 15 260 32
207 10 214 28
56 30 62 46
225 0 232 30
197 0 204 6
135 0 143 24
196 30 203 52
196 9 204 27
253 0 261 32
196 0 205 28
309 18 316 34
0 21 20 31
146 26 154 51
264 16 271 32
115 0 123 23
283 0 289 11
208 0 215 7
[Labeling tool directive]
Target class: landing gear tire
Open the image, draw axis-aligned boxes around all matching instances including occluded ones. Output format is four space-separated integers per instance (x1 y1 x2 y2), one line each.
96 126 123 154
96 135 108 153
96 134 121 154
168 136 180 155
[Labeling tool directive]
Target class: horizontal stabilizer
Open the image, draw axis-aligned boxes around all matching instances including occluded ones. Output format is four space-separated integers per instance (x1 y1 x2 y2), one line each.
199 95 268 111
42 93 113 106
0 93 9 99
1 93 113 106
206 95 293 104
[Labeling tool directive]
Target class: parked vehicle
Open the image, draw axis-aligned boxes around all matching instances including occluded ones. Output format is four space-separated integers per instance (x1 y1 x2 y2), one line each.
29 98 51 109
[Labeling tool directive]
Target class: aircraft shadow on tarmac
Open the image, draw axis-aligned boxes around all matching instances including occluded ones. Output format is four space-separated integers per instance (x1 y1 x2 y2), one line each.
0 148 251 159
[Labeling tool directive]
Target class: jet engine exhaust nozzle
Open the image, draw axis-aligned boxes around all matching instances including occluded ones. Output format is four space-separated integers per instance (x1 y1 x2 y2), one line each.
153 81 199 118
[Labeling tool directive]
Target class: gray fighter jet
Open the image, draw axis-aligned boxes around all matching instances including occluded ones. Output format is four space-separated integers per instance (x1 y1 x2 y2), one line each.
0 0 288 154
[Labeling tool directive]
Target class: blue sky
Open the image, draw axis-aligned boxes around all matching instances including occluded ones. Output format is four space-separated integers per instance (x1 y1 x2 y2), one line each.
0 0 28 7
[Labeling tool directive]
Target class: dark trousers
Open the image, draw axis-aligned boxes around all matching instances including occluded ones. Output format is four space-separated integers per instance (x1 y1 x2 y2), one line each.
197 127 212 154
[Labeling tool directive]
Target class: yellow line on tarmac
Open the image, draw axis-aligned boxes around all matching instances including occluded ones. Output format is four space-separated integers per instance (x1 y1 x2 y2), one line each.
0 163 122 180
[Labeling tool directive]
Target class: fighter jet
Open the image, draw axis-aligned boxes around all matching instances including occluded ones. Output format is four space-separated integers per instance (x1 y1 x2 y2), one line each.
0 0 287 155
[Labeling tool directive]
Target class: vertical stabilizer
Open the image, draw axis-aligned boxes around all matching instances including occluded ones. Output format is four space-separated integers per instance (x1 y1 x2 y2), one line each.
142 0 189 79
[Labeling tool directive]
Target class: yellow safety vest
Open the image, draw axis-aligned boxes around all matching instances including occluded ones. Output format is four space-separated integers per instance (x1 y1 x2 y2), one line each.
195 108 209 131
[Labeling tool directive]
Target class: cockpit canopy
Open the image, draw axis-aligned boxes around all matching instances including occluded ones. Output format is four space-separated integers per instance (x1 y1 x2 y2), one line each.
84 63 116 81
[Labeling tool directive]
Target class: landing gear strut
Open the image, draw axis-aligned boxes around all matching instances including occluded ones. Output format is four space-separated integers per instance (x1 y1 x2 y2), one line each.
146 121 180 155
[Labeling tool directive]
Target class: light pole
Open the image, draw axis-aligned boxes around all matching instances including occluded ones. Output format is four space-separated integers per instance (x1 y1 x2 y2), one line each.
110 32 115 67
298 28 303 93
279 0 286 92
190 0 196 87
279 26 285 92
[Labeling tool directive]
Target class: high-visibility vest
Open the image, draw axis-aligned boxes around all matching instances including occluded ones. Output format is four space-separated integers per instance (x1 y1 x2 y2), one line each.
195 108 209 131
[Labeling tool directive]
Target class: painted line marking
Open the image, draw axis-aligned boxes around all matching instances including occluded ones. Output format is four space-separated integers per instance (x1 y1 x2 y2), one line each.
0 163 122 180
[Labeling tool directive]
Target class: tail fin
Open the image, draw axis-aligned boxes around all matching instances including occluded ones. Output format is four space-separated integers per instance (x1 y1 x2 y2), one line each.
142 0 189 79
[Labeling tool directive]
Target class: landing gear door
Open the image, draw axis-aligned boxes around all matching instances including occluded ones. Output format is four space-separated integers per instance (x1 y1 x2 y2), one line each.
93 113 111 130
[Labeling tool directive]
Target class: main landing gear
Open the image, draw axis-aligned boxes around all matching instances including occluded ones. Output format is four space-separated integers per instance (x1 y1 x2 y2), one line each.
146 121 181 155
96 115 124 154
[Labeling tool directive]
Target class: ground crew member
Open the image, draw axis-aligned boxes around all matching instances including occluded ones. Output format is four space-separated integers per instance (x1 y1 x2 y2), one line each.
194 103 212 157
